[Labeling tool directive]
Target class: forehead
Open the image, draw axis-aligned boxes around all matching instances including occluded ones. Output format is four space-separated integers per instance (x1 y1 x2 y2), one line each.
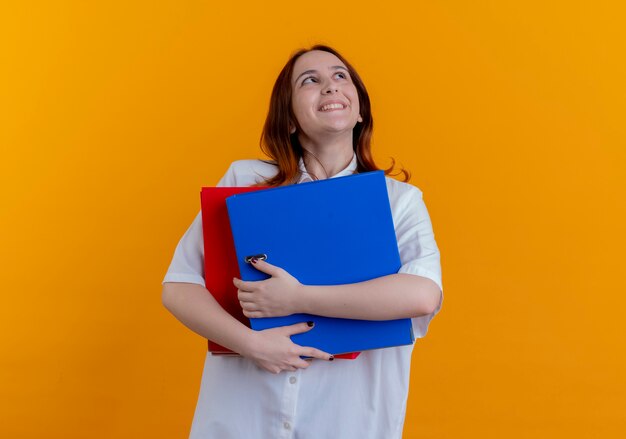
292 50 346 79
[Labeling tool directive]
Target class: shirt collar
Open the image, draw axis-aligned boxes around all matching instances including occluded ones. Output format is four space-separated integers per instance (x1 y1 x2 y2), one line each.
297 153 358 183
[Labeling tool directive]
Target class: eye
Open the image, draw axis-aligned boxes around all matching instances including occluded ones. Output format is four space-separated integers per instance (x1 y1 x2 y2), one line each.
302 76 318 85
335 72 348 79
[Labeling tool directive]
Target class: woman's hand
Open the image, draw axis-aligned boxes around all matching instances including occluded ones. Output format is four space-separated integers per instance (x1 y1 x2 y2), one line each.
242 322 334 374
234 258 303 318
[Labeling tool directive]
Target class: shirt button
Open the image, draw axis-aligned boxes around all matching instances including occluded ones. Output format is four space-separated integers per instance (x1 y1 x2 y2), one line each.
283 422 291 430
289 376 297 384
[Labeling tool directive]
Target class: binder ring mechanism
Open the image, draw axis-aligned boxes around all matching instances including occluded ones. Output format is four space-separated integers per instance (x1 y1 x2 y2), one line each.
244 253 268 264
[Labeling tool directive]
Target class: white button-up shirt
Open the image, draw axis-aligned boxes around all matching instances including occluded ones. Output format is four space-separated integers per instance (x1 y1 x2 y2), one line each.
163 155 443 439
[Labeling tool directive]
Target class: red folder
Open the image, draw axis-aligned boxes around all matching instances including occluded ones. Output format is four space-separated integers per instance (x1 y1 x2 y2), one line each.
201 187 261 354
200 187 360 359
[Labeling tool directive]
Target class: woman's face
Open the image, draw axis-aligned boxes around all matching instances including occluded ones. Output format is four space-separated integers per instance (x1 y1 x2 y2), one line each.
290 50 361 140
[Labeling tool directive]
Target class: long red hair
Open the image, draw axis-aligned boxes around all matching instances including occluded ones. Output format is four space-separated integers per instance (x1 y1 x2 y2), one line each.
258 44 410 187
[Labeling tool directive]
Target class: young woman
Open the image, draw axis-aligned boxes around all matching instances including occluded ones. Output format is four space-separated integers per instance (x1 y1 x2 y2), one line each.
162 45 443 439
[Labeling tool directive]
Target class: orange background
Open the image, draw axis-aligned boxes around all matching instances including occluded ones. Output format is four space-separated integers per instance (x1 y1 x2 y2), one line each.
1 1 625 438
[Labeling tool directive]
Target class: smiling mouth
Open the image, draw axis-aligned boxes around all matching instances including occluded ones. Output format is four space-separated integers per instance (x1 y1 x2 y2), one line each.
319 103 347 112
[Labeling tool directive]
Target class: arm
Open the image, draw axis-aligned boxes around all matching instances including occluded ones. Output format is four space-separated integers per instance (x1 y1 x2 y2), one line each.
235 259 442 320
162 282 333 373
162 282 255 354
300 273 441 320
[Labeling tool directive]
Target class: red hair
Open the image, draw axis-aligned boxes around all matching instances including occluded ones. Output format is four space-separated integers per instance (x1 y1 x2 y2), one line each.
258 44 410 187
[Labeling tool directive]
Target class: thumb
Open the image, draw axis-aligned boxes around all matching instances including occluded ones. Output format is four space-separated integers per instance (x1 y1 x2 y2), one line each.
250 258 282 276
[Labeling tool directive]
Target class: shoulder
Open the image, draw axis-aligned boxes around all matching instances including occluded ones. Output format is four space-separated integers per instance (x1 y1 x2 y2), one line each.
384 176 424 205
383 175 433 225
219 159 279 186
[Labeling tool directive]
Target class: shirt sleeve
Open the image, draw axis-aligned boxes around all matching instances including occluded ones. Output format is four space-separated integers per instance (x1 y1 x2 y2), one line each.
394 185 443 339
161 163 236 287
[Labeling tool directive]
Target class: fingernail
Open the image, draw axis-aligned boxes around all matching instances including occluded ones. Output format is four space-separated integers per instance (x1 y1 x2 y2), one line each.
329 355 334 361
251 257 258 264
306 321 314 327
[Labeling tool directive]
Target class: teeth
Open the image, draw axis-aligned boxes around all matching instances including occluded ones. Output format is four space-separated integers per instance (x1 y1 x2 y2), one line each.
320 103 345 111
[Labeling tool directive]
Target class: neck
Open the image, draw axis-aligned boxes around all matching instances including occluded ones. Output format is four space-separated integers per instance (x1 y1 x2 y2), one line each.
297 132 354 180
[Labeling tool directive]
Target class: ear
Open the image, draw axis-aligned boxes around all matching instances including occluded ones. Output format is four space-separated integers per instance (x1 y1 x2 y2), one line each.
357 114 363 123
289 122 296 134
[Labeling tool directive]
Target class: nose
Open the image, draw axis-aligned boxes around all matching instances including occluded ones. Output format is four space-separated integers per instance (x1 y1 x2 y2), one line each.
322 82 338 94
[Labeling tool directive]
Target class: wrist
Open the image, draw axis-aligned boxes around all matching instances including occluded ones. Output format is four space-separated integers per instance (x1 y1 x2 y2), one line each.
235 327 260 358
298 284 315 315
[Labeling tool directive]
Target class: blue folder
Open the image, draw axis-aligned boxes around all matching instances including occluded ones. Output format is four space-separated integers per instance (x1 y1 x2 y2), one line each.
225 170 414 355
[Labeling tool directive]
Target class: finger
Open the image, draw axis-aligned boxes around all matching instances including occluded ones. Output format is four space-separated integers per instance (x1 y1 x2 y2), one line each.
250 258 283 277
283 321 315 336
233 277 256 292
237 291 255 302
298 347 334 361
292 358 311 369
239 301 258 311
243 309 264 318
254 362 279 374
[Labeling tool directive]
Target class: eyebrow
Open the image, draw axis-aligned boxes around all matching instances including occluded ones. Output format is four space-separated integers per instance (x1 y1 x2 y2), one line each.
293 65 349 84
